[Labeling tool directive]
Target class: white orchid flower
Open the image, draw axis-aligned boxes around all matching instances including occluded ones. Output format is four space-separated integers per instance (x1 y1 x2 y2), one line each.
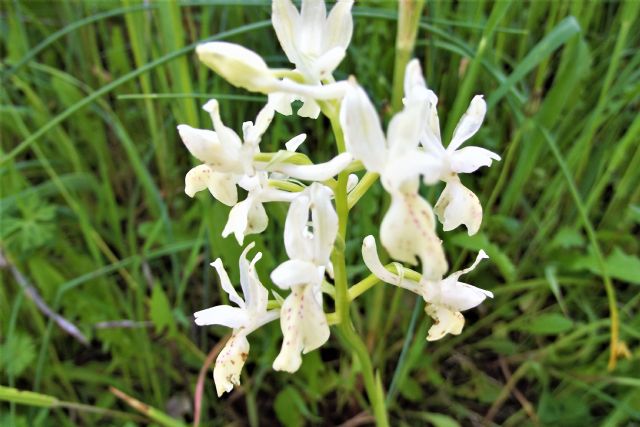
404 59 501 235
270 183 337 372
179 99 352 243
194 243 279 396
361 235 493 341
340 80 447 279
272 0 354 82
196 41 349 102
222 173 298 244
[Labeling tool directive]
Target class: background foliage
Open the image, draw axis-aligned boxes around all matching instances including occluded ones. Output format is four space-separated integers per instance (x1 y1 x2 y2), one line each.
1 1 639 426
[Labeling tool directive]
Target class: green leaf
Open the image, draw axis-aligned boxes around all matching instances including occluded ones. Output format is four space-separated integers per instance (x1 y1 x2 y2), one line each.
0 386 58 408
415 413 461 427
538 390 592 426
549 227 585 249
150 285 176 336
274 387 304 427
519 313 573 335
571 247 640 285
0 334 36 377
398 377 425 403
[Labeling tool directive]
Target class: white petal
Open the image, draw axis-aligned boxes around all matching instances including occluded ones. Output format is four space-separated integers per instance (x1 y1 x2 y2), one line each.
193 305 248 328
380 191 448 280
238 243 269 313
424 250 492 311
177 125 220 164
244 103 275 144
196 42 278 93
274 152 352 181
222 197 268 244
340 83 387 173
299 0 327 57
361 236 423 295
448 95 486 152
283 193 313 261
202 100 244 154
210 258 245 308
272 0 301 66
309 183 338 264
425 278 492 313
387 96 426 156
315 46 345 79
213 333 249 396
421 90 445 155
449 146 501 174
271 259 323 289
424 304 464 341
325 0 354 51
285 133 307 151
381 151 442 193
439 281 493 311
403 59 426 101
273 284 330 373
452 249 489 279
434 178 483 235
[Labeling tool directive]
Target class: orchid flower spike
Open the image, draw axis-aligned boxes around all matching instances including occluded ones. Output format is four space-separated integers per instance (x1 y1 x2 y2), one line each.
179 99 352 244
270 183 337 372
404 59 501 235
193 243 279 396
340 79 447 279
361 235 493 341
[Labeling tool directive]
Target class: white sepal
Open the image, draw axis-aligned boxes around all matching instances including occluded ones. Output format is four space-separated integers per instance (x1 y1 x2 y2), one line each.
193 305 248 328
449 146 501 174
340 83 387 173
177 125 220 164
448 95 487 152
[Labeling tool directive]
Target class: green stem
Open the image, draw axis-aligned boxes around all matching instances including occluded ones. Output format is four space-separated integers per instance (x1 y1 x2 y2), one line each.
348 265 422 301
325 108 389 426
391 0 425 111
338 324 390 427
348 172 380 209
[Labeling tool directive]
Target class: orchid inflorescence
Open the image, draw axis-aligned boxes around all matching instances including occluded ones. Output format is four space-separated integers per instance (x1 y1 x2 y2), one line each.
179 0 500 398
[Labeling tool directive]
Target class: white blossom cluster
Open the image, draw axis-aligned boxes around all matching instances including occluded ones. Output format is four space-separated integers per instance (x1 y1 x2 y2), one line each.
179 0 500 397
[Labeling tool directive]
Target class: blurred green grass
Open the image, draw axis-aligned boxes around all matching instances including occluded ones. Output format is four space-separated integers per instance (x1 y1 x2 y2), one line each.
1 0 639 426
